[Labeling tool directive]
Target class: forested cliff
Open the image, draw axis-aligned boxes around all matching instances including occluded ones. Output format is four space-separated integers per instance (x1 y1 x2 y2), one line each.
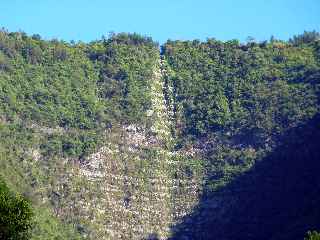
0 29 319 239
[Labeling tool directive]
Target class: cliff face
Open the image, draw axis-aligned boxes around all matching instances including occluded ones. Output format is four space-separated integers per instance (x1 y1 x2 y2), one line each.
0 31 320 239
44 61 204 239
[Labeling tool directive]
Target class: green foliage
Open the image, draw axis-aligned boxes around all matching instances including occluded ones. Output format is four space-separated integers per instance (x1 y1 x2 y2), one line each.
0 51 12 71
0 30 160 239
88 32 159 124
289 30 320 46
0 30 159 129
163 34 320 194
0 122 83 239
0 178 33 240
163 37 320 144
1 28 319 239
0 30 159 158
40 130 102 158
305 231 320 240
31 208 83 240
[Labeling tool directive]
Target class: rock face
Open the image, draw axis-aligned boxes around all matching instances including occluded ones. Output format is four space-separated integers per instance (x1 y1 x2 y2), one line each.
40 57 204 239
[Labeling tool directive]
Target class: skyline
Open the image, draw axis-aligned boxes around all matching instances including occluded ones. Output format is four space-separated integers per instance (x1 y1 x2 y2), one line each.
1 0 319 43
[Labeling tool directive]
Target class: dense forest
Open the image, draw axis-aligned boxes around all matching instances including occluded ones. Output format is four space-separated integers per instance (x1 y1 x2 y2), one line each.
0 29 319 239
162 32 320 191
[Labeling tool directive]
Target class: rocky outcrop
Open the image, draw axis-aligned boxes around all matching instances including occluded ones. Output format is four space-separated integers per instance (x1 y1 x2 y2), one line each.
38 55 204 240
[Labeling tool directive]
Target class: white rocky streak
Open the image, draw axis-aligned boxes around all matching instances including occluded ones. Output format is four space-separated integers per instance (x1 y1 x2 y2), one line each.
38 54 203 240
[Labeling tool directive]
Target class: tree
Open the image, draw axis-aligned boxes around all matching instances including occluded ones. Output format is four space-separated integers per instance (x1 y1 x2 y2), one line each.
289 30 320 45
305 231 320 240
0 179 34 240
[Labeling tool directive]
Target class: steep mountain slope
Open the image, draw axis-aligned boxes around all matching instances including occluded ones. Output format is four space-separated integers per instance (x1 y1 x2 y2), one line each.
170 113 320 240
0 30 319 239
163 37 320 239
0 31 204 239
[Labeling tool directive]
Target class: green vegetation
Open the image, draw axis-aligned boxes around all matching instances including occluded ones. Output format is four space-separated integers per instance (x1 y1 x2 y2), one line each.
0 29 160 239
162 32 320 190
0 30 159 157
305 231 320 240
0 29 319 239
0 178 33 240
163 36 319 140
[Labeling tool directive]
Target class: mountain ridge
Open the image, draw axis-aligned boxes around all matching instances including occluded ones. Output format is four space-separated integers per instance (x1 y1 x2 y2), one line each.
0 29 319 239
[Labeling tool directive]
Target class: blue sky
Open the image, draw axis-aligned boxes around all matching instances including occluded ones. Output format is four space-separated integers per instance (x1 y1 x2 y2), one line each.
1 0 319 43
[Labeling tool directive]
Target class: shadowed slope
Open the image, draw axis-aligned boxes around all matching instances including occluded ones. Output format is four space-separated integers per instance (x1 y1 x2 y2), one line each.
170 114 320 240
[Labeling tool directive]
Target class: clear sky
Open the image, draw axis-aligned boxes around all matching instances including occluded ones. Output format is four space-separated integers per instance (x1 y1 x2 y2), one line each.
1 0 319 43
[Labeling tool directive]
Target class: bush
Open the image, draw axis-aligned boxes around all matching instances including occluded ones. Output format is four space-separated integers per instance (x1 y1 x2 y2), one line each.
0 178 34 240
